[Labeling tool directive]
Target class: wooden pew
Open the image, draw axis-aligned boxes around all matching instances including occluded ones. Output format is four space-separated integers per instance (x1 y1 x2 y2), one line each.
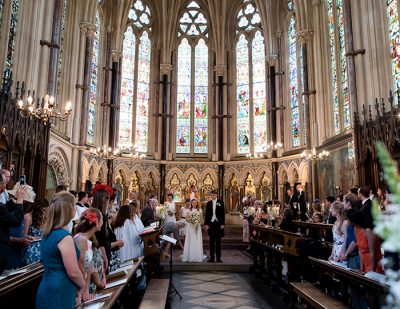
0 262 44 307
139 278 170 309
307 257 389 309
292 221 333 243
140 227 163 282
290 281 349 309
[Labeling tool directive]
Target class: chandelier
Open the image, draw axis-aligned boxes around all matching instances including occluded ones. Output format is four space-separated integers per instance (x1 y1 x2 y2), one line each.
118 144 146 159
246 153 264 159
301 148 329 162
90 144 119 159
17 94 72 125
263 141 283 152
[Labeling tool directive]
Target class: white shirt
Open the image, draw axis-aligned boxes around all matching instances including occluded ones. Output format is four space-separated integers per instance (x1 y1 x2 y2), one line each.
0 190 9 204
211 199 218 222
75 203 87 219
190 192 195 200
114 218 144 262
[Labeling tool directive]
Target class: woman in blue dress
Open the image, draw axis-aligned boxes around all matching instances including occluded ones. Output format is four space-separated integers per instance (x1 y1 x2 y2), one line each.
36 191 85 309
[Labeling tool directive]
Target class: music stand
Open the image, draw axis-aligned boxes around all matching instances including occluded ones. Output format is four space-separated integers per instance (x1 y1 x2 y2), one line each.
160 234 182 300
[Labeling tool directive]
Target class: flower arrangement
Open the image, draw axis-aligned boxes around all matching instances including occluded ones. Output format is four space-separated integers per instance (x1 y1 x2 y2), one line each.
189 211 201 235
374 142 400 308
155 205 168 220
247 206 256 217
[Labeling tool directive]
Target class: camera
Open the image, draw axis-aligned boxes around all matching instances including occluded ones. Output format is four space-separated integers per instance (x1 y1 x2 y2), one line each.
19 175 26 185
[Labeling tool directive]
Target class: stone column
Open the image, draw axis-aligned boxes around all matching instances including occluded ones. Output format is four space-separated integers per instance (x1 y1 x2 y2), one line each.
215 65 226 198
102 25 112 146
77 22 96 187
276 32 285 144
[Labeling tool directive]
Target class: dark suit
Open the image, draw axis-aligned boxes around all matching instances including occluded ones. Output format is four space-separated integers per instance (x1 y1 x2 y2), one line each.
0 201 23 273
141 205 155 227
360 198 373 229
296 191 308 221
287 194 299 219
205 199 225 261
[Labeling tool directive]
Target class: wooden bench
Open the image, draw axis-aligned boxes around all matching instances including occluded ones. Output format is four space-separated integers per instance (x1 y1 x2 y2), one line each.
290 281 349 309
139 279 170 309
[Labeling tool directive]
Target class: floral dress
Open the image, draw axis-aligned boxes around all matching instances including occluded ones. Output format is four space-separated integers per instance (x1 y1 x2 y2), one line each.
89 247 105 294
332 224 346 265
24 226 43 265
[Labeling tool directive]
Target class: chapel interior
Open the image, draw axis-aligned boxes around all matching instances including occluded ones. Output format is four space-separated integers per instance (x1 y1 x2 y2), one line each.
0 0 399 308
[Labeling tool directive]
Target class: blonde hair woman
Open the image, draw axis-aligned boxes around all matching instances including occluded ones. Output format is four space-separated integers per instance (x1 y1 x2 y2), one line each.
328 201 347 266
36 192 85 309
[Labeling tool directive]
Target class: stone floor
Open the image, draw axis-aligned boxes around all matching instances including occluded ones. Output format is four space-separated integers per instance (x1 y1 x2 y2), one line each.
169 272 286 309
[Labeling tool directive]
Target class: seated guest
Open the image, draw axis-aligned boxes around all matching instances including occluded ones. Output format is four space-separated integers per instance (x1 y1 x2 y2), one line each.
253 202 269 225
141 198 157 227
328 201 347 266
0 178 26 274
278 208 295 233
73 208 103 301
311 213 323 223
113 205 143 262
23 197 49 265
36 191 85 309
347 208 383 274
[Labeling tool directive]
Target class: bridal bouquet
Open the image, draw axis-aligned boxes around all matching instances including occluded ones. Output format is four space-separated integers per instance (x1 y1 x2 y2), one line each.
190 211 201 235
155 205 168 220
373 143 400 308
247 206 256 217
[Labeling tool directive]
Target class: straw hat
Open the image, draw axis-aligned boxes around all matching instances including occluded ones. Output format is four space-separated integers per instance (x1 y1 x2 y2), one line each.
8 183 36 203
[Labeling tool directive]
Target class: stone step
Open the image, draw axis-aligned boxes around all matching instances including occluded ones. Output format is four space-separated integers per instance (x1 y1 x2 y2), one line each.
161 249 252 272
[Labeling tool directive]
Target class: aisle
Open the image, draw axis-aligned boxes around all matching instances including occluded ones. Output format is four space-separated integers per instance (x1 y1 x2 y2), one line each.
169 272 285 309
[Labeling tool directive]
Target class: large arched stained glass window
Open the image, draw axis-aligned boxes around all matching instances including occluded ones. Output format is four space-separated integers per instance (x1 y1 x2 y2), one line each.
327 0 350 134
235 0 267 154
56 0 68 95
387 0 400 96
118 0 152 152
176 1 209 154
87 11 100 144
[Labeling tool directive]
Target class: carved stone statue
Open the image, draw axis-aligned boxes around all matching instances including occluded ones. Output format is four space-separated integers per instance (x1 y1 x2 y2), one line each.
201 174 214 201
230 175 240 211
169 173 182 202
244 174 256 197
113 176 123 205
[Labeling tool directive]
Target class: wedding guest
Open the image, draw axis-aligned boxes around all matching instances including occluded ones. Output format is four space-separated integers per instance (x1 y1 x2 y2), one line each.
182 198 204 262
253 202 269 225
348 186 359 195
278 208 295 232
76 192 88 219
23 197 49 265
241 197 250 243
179 198 191 238
73 208 103 301
141 198 157 227
55 185 67 193
347 208 383 274
92 185 114 271
0 177 26 274
376 186 386 212
286 188 299 220
324 196 336 224
311 213 323 223
311 200 322 220
163 193 183 255
328 201 347 266
7 183 36 270
36 191 85 309
113 205 143 262
0 169 11 204
107 213 123 273
296 184 307 221
89 241 106 294
357 186 374 229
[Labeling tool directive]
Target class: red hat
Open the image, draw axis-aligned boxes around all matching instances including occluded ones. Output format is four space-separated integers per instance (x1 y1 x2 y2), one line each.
92 184 115 200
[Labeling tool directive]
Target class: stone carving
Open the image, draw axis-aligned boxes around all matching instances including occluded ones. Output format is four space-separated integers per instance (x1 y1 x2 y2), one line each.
296 29 314 46
201 174 214 201
160 63 173 75
48 150 72 187
214 64 226 76
229 175 240 211
244 174 256 197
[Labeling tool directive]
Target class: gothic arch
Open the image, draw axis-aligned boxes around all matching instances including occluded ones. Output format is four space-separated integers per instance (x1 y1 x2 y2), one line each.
287 161 299 185
298 160 309 184
48 147 72 187
238 166 256 186
113 162 130 182
165 167 185 187
224 166 241 188
200 167 218 186
277 163 289 185
144 166 160 185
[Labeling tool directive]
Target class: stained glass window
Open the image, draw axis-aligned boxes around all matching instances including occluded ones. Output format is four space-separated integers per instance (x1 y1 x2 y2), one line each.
118 0 152 151
119 26 135 148
327 0 349 134
387 0 400 99
288 17 300 147
4 0 20 77
236 0 266 155
87 11 100 144
135 31 151 153
194 39 208 153
56 0 68 94
176 1 209 154
176 39 192 154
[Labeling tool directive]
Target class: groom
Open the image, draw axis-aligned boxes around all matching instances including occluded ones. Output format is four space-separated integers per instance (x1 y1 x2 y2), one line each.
204 189 225 263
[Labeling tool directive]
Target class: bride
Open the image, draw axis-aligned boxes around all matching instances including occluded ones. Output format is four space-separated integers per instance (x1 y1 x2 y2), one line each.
181 198 205 262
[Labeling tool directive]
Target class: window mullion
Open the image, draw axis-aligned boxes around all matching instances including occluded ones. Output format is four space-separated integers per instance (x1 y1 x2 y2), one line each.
190 43 195 155
334 0 344 133
248 38 254 154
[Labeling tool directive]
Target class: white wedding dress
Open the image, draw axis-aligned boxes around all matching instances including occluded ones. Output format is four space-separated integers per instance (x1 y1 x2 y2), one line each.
181 208 205 262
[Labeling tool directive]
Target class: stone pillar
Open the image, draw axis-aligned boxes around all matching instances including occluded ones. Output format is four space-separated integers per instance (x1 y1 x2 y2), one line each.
102 25 112 146
343 0 360 185
276 32 285 145
77 22 96 187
